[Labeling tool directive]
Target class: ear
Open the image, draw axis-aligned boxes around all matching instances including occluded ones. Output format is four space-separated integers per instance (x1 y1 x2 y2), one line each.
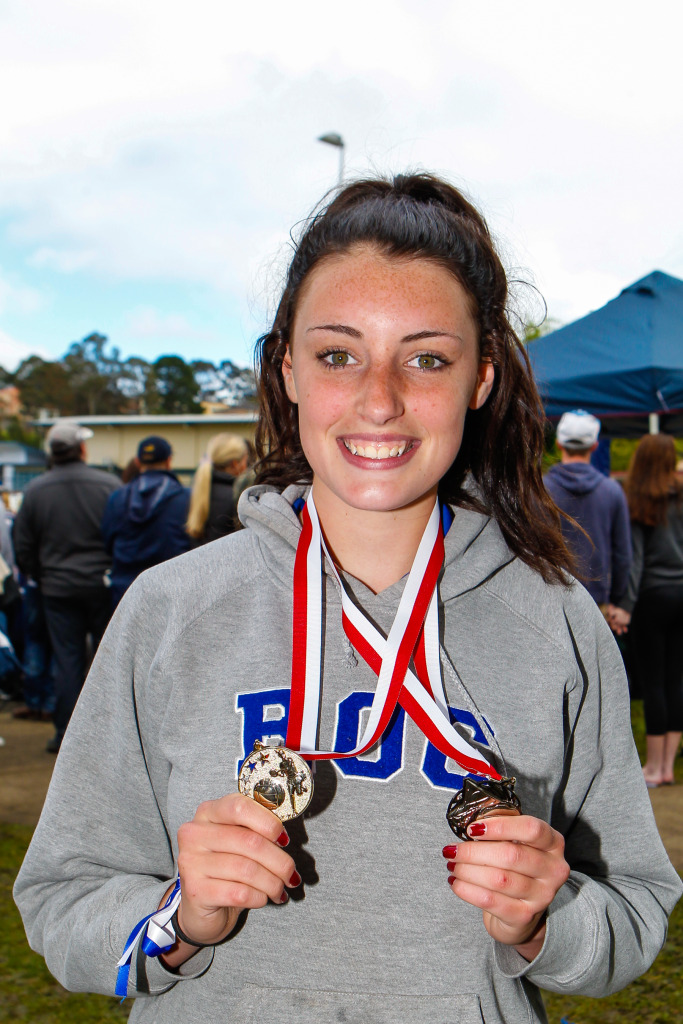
282 344 298 404
468 360 495 410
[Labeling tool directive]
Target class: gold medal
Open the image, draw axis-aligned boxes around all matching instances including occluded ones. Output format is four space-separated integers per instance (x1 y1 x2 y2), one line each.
238 741 314 821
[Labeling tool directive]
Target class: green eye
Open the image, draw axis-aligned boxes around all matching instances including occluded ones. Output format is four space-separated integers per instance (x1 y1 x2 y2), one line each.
328 351 349 365
416 354 437 369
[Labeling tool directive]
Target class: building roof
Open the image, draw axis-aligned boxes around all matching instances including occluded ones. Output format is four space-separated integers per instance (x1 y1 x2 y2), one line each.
32 412 259 427
0 442 47 465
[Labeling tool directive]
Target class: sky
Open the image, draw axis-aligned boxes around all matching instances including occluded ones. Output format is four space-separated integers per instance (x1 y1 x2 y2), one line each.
0 0 681 372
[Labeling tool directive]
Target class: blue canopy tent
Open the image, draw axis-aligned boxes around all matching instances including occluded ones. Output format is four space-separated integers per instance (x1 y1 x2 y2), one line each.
529 270 683 437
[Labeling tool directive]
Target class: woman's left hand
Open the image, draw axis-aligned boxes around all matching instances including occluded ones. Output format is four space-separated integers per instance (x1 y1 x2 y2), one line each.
443 815 570 961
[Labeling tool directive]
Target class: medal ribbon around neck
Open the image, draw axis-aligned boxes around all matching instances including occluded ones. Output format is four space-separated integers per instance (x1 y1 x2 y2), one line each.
287 492 500 780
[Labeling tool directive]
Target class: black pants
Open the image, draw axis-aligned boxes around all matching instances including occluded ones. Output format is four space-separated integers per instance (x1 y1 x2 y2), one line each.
42 589 112 739
630 584 683 735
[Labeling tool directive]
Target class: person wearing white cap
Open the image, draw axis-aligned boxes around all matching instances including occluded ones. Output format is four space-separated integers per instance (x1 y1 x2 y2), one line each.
545 410 631 616
13 420 120 752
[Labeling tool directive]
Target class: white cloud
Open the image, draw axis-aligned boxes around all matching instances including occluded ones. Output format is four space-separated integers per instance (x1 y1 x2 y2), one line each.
0 327 52 371
28 247 95 273
0 268 45 315
124 307 213 340
0 0 681 332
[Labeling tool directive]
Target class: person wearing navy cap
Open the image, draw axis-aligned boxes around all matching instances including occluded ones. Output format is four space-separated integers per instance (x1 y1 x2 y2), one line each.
101 435 191 609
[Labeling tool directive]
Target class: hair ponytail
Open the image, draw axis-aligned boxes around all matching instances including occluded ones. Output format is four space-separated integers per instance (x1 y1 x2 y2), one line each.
186 459 213 539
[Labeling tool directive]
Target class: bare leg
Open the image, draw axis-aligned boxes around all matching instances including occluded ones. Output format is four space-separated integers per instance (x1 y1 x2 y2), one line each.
642 735 665 787
661 732 682 784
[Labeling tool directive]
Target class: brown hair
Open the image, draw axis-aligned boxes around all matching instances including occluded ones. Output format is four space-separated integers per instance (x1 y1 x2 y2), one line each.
254 172 574 584
625 433 682 526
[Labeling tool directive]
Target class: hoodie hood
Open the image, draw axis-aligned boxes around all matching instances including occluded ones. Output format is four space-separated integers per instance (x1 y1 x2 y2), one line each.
238 482 515 603
125 470 184 524
546 461 605 496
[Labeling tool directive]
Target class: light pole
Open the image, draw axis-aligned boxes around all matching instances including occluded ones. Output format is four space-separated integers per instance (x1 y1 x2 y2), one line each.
317 133 345 186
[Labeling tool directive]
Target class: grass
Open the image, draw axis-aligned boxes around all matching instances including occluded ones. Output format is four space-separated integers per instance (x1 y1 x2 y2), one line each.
0 824 128 1023
1 702 681 1022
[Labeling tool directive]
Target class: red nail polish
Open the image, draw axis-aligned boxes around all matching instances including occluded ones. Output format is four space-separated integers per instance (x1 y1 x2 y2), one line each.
278 890 289 903
276 831 290 847
468 822 486 837
442 844 457 857
446 860 456 871
447 875 455 885
288 870 302 887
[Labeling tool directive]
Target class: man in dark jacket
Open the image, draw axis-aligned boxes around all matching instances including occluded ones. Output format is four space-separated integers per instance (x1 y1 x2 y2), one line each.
101 435 190 609
545 410 632 613
13 420 120 752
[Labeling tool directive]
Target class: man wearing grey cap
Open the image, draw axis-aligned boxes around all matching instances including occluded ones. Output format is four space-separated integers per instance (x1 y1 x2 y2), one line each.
545 410 631 615
13 420 120 752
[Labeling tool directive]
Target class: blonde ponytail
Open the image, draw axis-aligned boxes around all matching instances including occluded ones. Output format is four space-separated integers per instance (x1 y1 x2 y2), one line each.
186 433 248 540
186 459 213 538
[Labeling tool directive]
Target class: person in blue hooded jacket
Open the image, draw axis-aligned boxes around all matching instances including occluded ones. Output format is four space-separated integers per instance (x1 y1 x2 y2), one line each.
545 410 632 613
102 436 190 609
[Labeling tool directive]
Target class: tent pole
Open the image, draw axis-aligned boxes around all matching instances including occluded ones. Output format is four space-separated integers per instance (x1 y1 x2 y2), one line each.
649 413 660 434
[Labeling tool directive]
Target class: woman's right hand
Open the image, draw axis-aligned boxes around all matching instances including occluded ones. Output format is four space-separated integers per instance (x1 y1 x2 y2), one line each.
607 605 631 635
162 793 299 967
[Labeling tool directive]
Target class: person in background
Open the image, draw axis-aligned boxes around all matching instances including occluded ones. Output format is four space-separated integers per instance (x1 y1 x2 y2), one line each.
13 420 119 752
232 439 258 506
610 434 683 787
186 433 248 544
545 410 631 615
102 435 190 609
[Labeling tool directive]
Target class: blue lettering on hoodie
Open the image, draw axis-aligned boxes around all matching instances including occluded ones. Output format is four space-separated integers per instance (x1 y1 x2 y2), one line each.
235 687 495 791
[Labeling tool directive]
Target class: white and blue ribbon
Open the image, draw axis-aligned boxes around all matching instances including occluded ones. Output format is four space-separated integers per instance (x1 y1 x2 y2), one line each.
115 877 181 998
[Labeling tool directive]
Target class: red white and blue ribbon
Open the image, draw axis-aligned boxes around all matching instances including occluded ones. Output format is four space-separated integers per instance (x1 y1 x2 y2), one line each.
287 493 500 779
115 876 181 998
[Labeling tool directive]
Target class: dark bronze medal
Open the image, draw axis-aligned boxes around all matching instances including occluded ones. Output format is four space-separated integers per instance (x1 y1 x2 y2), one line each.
446 776 521 840
238 741 314 821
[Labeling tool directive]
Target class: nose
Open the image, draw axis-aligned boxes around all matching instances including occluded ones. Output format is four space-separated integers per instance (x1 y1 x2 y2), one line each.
356 366 405 424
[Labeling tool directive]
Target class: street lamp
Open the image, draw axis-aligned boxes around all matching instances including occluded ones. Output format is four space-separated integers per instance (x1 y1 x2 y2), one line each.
317 132 345 186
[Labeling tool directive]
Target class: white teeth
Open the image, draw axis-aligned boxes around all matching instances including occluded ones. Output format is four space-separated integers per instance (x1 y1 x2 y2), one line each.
344 440 409 459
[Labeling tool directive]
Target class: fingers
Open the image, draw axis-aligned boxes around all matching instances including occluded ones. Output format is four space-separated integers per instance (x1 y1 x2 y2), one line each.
447 875 540 930
178 818 297 888
186 853 297 909
194 792 286 844
462 814 563 852
447 861 559 914
442 813 570 945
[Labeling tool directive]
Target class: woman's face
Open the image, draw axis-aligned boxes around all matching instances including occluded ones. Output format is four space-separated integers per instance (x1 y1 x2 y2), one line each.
282 247 494 519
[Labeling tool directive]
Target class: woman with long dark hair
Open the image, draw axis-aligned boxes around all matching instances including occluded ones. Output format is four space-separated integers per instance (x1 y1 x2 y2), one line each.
15 174 681 1023
611 434 683 786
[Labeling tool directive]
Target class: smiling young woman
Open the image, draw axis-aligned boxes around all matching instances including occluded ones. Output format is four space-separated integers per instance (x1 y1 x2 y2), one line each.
15 173 682 1024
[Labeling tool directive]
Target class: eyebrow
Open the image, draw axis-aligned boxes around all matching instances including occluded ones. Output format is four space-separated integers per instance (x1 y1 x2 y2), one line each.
306 324 462 343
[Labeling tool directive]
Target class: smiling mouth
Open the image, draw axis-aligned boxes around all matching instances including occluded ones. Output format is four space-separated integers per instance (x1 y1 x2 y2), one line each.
342 439 414 460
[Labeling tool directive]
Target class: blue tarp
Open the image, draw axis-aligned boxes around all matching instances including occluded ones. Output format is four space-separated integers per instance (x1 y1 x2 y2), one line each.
529 270 683 419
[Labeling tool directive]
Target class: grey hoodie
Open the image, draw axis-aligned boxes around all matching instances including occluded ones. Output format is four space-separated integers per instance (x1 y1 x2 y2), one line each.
14 485 682 1024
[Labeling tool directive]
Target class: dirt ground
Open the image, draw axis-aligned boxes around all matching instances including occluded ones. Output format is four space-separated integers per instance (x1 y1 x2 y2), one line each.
1 706 682 871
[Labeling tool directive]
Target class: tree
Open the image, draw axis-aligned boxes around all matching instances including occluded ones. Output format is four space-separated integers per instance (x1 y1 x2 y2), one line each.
148 355 202 414
522 318 560 345
62 332 125 415
191 358 257 408
10 356 74 417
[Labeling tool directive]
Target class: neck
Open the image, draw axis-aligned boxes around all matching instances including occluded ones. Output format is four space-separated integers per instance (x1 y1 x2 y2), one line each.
560 451 591 465
310 485 438 594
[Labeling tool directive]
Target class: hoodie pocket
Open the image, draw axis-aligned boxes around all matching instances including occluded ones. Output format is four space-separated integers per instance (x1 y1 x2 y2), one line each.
234 983 484 1023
